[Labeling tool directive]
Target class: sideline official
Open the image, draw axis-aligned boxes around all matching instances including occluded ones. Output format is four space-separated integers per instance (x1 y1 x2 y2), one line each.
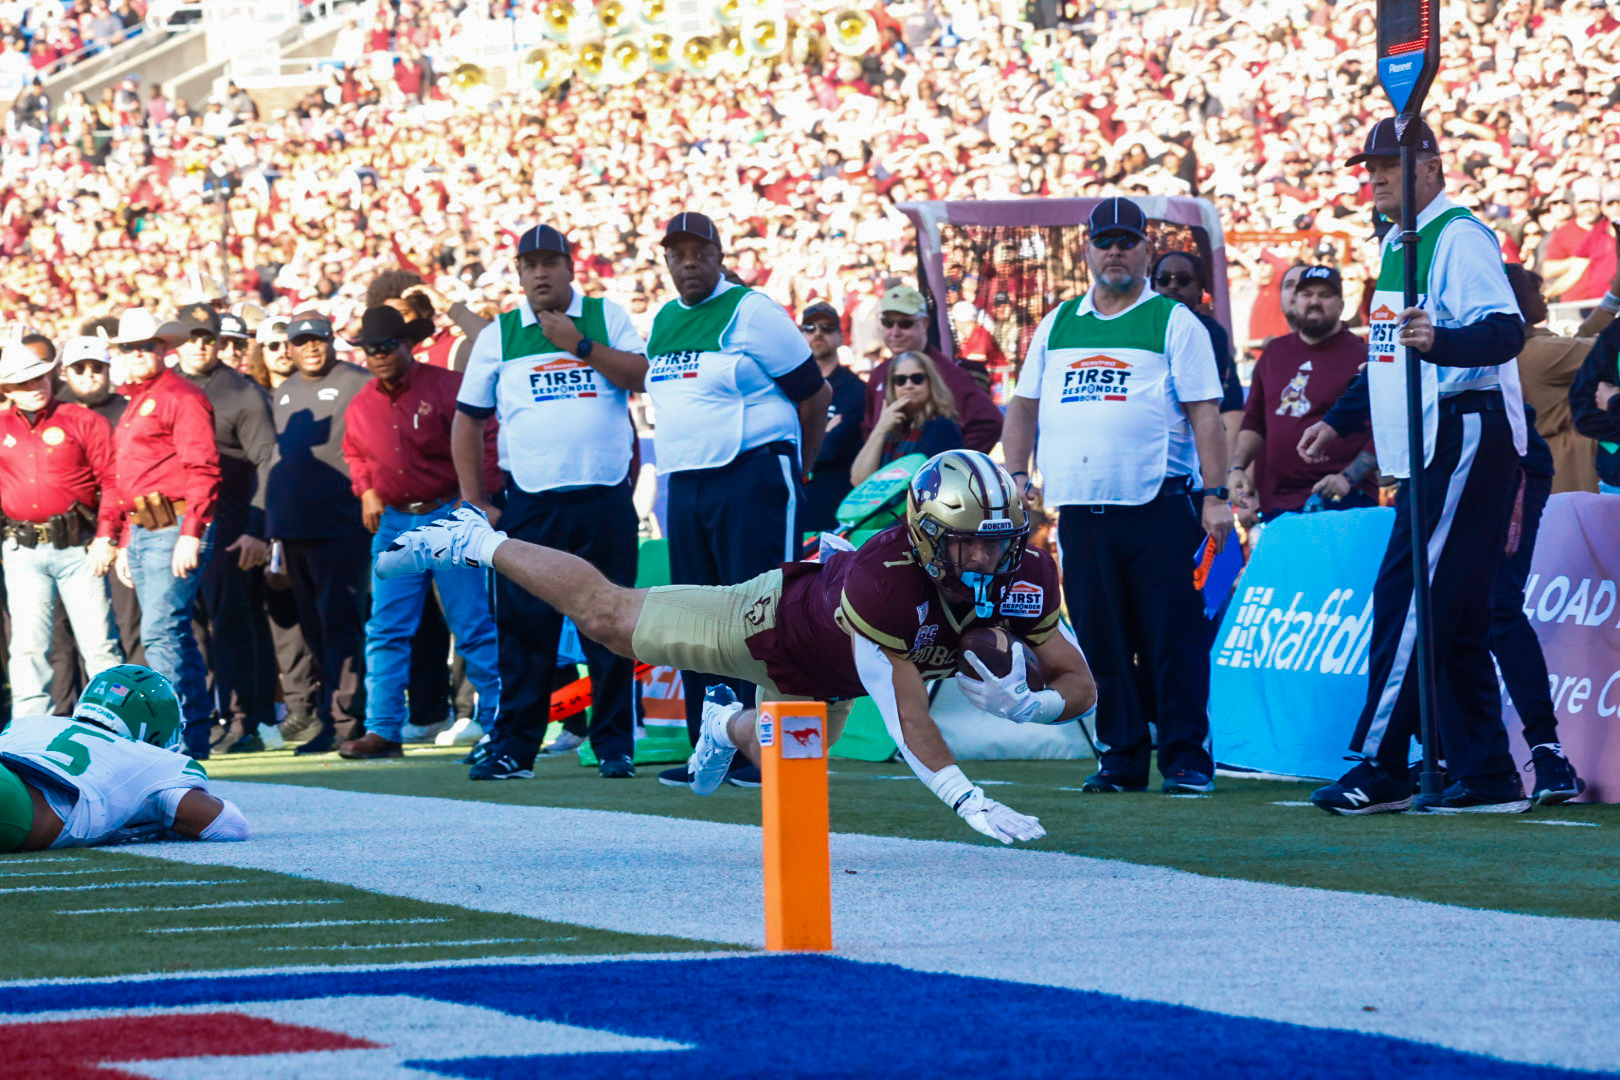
645 211 830 787
1301 118 1529 814
1003 197 1231 796
453 224 648 780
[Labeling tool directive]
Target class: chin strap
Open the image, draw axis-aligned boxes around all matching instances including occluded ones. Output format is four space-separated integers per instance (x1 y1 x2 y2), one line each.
958 571 998 617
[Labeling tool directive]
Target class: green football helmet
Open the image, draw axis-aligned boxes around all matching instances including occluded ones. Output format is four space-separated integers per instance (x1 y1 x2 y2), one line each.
71 665 184 750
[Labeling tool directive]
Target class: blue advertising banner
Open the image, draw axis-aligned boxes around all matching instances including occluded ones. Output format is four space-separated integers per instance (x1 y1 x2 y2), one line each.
1210 508 1393 779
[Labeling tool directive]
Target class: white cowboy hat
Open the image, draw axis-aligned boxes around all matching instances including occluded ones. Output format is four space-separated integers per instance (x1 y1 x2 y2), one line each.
108 309 186 347
0 341 55 385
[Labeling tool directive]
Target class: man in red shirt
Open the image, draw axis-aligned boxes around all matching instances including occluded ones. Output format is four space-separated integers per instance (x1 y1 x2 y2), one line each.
106 309 222 758
0 342 124 716
861 285 1003 453
1230 267 1377 518
338 306 501 759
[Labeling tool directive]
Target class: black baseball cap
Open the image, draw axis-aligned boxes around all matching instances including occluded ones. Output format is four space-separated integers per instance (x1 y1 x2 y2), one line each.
662 211 723 250
286 314 334 341
1346 116 1439 166
1297 265 1343 295
1087 196 1149 239
517 224 570 257
349 305 410 347
801 301 839 324
175 302 221 337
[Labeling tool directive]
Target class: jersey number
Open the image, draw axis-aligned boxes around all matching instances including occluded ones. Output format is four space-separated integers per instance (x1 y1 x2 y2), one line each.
45 724 117 776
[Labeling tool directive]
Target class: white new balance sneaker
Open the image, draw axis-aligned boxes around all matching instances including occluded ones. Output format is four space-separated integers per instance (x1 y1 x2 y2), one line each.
435 716 484 747
688 685 743 796
375 506 507 580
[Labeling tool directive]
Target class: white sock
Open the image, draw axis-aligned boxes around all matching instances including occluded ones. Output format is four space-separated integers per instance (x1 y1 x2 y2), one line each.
704 703 739 748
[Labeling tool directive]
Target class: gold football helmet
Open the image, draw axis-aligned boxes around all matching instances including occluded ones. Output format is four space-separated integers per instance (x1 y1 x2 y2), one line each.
906 450 1029 616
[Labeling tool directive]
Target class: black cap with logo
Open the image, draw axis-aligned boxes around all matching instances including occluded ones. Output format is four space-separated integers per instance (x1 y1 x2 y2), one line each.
175 302 221 337
1297 265 1343 295
517 224 570 257
1346 116 1439 166
1087 196 1149 240
661 211 723 251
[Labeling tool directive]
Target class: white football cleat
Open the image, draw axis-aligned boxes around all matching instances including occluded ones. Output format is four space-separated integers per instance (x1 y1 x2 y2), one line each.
376 506 506 580
435 716 484 747
688 685 743 797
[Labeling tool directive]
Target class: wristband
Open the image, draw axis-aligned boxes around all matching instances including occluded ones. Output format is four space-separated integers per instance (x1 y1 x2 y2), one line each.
1601 291 1620 314
469 528 510 568
927 764 976 811
1021 687 1067 725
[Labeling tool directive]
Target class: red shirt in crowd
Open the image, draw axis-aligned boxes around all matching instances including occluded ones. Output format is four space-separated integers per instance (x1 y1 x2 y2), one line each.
342 359 496 508
0 398 121 537
1240 326 1377 516
113 368 221 540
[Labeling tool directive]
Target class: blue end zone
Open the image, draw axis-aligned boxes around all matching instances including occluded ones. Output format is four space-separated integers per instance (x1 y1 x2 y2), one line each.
2 955 1608 1079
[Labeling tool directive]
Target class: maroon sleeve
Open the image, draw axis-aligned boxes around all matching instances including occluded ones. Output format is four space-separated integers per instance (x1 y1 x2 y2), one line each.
1240 350 1269 437
935 357 1004 453
171 388 221 538
836 533 926 652
341 392 375 499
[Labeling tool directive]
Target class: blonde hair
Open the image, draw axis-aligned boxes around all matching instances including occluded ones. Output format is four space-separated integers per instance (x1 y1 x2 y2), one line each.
884 350 959 427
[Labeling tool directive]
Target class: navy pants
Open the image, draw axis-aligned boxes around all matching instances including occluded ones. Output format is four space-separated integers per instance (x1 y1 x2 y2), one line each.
666 442 800 743
488 480 637 764
196 501 276 729
1352 404 1520 781
1488 470 1560 749
1057 480 1213 780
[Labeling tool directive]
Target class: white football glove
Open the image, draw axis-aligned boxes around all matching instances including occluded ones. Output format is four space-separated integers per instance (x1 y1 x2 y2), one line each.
956 649 1066 725
954 788 1046 844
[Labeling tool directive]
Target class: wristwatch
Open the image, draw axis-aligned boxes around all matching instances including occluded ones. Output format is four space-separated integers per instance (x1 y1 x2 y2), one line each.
574 338 595 360
1196 486 1230 501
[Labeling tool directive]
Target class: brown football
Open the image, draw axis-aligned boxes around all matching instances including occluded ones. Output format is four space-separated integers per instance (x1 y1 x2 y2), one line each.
957 626 1046 691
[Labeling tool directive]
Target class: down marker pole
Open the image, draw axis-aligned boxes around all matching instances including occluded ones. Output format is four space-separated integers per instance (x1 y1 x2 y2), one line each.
758 701 832 951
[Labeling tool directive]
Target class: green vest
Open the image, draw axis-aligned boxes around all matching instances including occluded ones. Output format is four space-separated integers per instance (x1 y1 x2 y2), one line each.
498 296 609 362
646 285 749 358
643 284 761 473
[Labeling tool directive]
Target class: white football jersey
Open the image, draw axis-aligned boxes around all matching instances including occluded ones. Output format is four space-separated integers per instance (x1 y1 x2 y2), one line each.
0 715 209 848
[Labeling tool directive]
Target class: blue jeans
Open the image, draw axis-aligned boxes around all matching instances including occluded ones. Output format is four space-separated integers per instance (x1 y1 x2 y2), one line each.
3 539 122 715
364 506 501 743
127 518 214 726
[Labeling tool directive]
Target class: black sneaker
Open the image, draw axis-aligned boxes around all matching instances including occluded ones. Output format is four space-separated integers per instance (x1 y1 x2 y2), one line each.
1419 774 1531 814
724 764 761 788
469 753 534 780
658 766 694 787
1310 757 1412 815
1162 769 1215 794
1080 771 1147 793
460 734 493 766
292 730 338 756
1528 743 1585 806
279 713 322 746
598 755 635 779
224 731 265 754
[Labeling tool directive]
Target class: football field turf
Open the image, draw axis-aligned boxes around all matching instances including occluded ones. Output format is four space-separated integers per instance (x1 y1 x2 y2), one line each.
3 746 1616 1078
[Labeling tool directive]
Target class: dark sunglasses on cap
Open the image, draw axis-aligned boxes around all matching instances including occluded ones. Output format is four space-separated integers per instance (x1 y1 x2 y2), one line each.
892 372 928 387
1092 233 1144 251
361 339 402 357
880 316 919 329
801 322 840 334
1154 272 1196 288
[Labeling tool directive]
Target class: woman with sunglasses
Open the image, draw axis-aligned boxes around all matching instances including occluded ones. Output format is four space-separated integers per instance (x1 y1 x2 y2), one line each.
849 350 962 486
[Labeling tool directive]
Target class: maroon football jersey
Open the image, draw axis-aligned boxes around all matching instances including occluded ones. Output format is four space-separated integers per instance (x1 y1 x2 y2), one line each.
746 524 1062 699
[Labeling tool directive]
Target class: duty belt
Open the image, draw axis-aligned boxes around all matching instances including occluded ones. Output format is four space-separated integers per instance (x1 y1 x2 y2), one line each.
388 499 453 515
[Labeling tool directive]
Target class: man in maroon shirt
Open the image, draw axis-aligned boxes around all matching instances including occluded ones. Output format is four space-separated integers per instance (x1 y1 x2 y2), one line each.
1230 266 1377 519
379 450 1097 845
106 308 222 757
861 285 1003 453
338 306 500 759
0 342 124 716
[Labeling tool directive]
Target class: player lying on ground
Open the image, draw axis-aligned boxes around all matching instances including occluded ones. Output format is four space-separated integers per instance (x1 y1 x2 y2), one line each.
0 665 251 853
379 449 1097 844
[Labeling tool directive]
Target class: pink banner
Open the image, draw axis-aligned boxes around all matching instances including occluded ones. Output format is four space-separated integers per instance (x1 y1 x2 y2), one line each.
1507 493 1620 803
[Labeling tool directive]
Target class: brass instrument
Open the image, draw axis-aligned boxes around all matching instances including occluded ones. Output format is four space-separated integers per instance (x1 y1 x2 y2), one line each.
825 7 876 55
543 0 576 40
447 62 494 108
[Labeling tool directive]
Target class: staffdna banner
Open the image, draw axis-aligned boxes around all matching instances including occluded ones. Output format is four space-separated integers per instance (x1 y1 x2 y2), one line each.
1211 508 1392 781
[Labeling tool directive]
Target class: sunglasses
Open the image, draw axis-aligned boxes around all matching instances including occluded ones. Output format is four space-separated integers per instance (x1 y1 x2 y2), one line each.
892 373 928 387
801 322 840 334
262 341 285 352
113 341 161 355
880 317 919 329
362 339 401 357
1154 272 1196 288
1092 234 1144 251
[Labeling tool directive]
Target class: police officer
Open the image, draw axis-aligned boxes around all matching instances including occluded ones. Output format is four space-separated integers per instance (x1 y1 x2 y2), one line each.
452 224 649 780
0 342 123 716
171 303 278 753
646 212 831 787
1301 117 1530 814
106 308 222 758
1003 196 1231 796
797 301 867 535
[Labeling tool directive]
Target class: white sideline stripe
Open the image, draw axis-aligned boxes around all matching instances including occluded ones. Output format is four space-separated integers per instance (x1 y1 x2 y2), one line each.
128 782 1620 1074
0 856 86 866
1271 801 1314 807
0 866 138 878
0 951 755 989
0 879 244 895
59 899 346 915
1518 820 1601 827
145 917 451 934
260 937 576 952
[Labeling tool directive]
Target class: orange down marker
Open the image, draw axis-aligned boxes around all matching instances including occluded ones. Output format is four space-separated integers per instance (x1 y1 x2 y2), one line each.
758 700 832 951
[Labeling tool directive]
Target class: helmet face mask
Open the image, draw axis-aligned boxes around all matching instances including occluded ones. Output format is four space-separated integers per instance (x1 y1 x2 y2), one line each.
71 665 184 751
906 450 1029 617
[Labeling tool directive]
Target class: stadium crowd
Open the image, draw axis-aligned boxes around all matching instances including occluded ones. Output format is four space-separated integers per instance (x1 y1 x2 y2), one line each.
0 0 1616 789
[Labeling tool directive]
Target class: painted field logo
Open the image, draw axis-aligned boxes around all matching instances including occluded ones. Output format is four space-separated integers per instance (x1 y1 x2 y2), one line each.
529 358 599 402
1060 355 1132 404
1215 585 1374 675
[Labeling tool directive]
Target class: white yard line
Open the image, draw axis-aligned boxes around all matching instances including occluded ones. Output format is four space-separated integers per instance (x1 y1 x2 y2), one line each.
0 866 138 878
259 937 576 951
0 879 244 895
1517 819 1601 827
123 781 1620 1074
60 899 346 915
146 917 452 934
